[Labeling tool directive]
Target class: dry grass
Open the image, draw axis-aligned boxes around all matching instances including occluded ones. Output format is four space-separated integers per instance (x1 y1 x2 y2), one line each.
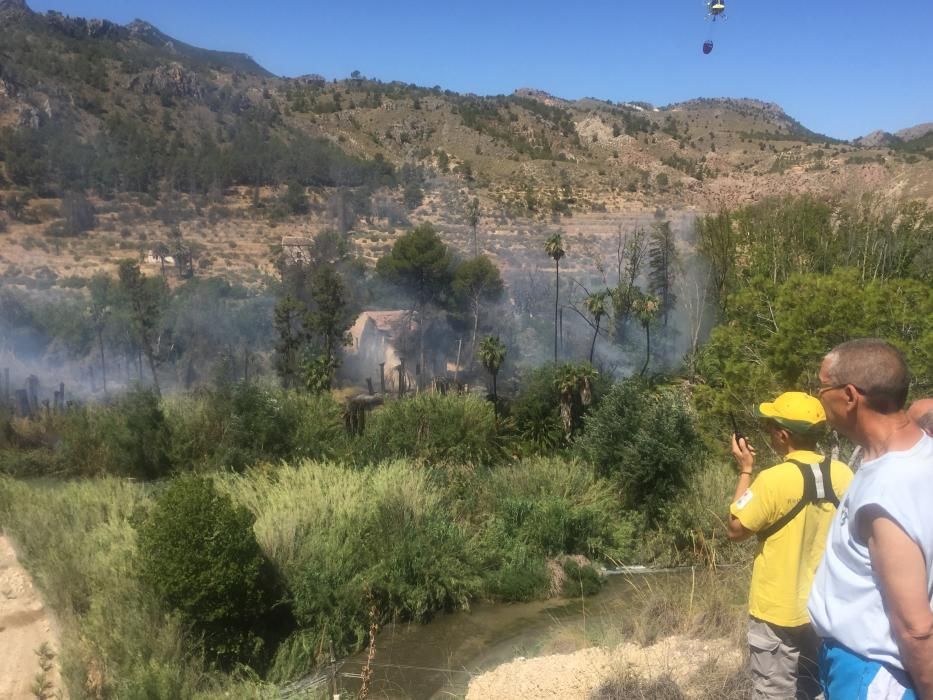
591 663 752 700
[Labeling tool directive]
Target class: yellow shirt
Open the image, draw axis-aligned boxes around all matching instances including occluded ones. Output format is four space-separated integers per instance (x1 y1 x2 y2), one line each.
730 450 853 627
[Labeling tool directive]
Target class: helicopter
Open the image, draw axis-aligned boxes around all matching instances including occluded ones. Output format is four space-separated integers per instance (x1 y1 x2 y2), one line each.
702 0 726 54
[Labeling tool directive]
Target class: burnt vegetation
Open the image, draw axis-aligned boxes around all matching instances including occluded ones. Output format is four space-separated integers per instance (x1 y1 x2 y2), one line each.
1 5 933 698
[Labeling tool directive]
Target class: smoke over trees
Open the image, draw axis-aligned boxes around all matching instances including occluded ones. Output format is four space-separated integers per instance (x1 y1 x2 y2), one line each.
117 260 165 396
377 223 454 385
453 256 504 370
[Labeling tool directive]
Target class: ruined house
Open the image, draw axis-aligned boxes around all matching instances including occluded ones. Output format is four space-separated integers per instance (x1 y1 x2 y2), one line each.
280 236 316 265
345 310 418 392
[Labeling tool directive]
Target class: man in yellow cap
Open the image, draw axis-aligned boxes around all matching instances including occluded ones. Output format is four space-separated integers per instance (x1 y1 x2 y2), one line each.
726 391 853 700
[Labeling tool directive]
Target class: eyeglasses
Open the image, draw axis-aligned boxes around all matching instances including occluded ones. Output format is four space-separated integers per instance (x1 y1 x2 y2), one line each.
817 383 866 398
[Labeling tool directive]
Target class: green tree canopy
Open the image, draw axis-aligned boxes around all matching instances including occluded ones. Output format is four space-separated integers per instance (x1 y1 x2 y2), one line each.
376 223 454 309
694 268 933 441
453 256 505 366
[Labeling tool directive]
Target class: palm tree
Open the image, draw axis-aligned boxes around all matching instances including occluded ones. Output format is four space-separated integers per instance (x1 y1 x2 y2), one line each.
555 362 599 441
544 233 565 361
478 335 507 419
584 290 609 364
467 197 481 257
633 293 660 375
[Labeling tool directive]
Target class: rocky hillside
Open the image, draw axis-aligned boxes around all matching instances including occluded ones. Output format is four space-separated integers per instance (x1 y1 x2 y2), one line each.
1 0 932 286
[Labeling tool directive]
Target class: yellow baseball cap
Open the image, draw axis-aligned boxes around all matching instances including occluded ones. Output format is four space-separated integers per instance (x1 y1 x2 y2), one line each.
756 391 826 434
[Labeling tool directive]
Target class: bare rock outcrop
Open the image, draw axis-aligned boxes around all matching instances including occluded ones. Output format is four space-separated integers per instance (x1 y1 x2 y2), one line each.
129 62 205 100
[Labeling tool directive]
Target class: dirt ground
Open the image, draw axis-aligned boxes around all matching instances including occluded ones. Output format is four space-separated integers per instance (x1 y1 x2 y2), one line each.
466 635 742 700
0 536 66 700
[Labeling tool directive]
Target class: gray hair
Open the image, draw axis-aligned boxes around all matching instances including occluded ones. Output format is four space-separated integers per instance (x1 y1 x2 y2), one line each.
824 339 910 414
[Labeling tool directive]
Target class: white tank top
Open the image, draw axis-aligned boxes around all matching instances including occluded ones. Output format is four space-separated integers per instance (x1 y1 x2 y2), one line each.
808 434 933 669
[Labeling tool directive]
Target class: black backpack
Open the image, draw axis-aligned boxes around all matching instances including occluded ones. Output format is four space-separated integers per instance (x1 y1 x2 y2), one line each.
757 455 840 541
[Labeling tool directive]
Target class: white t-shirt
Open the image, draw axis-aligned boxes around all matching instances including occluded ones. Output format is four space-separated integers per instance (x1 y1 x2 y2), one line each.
808 434 933 669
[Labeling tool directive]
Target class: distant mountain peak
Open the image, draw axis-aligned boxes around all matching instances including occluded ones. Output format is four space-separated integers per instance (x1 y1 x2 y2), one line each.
0 0 31 14
895 122 933 142
513 88 567 106
853 130 894 148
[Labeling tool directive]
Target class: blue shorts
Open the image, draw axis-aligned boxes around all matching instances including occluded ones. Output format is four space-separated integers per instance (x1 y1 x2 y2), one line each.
819 640 916 700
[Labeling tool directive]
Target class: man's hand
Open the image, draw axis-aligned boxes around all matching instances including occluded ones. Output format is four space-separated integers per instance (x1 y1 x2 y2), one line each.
727 434 757 542
731 434 756 474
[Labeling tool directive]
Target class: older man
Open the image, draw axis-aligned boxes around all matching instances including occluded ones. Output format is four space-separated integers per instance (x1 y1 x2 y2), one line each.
809 339 933 700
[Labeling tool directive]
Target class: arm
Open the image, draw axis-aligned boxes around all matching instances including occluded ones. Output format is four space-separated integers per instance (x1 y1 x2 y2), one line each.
864 507 933 698
727 434 756 542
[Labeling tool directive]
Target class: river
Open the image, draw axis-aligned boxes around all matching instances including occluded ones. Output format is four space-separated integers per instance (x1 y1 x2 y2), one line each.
324 569 694 699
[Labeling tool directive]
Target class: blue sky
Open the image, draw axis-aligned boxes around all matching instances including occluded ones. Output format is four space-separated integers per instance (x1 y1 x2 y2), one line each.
32 1 933 140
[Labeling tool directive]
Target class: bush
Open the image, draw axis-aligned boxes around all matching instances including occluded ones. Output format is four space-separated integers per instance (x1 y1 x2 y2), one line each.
58 387 173 478
220 460 481 659
508 364 565 450
471 524 551 602
58 191 97 236
136 476 287 670
359 393 501 466
509 363 611 451
577 379 701 524
166 383 345 471
644 462 750 567
476 457 638 562
0 477 210 698
560 558 603 597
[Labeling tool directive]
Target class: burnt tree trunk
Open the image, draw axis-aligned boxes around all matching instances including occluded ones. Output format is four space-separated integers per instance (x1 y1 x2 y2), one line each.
97 328 108 396
553 259 560 362
589 315 601 365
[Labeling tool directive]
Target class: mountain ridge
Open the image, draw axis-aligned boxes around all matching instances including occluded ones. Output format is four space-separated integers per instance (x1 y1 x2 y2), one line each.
1 1 932 214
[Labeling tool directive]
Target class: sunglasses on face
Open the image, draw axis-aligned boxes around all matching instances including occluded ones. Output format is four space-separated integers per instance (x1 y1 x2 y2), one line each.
817 383 867 398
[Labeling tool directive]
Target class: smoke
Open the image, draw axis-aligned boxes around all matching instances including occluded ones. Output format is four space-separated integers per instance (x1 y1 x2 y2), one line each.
341 207 717 396
0 280 277 406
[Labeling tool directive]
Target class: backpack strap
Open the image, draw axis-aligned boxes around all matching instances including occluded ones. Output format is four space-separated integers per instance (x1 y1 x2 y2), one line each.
818 454 839 507
757 455 836 541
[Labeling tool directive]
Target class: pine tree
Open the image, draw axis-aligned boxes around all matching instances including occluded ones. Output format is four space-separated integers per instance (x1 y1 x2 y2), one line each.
648 221 678 326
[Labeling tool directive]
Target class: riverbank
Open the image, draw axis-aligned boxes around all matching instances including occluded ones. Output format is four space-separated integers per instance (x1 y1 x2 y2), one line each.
0 536 66 700
466 635 744 700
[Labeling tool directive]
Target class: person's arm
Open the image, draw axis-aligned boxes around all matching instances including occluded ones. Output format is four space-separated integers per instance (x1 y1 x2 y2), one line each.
863 506 933 698
727 434 756 542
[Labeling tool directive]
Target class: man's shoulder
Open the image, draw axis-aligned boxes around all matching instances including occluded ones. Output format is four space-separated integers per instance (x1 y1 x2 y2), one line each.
830 459 854 484
755 460 804 494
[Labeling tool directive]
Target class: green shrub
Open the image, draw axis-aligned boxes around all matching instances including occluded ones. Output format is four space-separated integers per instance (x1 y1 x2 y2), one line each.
509 364 568 450
509 363 611 451
58 387 173 478
166 384 345 471
478 457 638 562
136 476 287 670
0 448 60 476
469 522 550 601
560 559 603 597
0 477 211 698
220 460 481 659
577 379 701 525
359 393 501 466
644 462 750 567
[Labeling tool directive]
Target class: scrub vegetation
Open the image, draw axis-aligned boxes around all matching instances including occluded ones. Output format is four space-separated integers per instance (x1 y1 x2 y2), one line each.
1 195 931 698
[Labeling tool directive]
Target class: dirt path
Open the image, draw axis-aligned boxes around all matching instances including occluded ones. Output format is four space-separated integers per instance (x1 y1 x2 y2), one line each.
0 535 66 700
466 635 742 700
